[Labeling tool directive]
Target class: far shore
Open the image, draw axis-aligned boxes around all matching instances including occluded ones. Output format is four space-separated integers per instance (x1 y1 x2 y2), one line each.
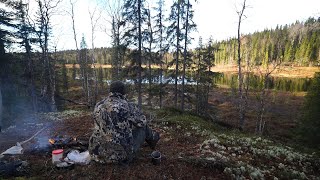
64 64 320 78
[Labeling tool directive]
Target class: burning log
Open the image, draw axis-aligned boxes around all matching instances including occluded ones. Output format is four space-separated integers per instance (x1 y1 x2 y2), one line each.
48 137 88 152
23 135 88 155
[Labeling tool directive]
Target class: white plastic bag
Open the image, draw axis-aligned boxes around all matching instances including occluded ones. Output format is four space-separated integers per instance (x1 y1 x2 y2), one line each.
1 143 23 155
65 150 91 165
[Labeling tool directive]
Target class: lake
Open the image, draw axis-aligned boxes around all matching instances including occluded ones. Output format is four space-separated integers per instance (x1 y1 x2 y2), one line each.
68 68 312 92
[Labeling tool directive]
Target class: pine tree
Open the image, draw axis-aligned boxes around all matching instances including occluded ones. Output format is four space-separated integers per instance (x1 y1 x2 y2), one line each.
122 0 148 108
181 0 196 110
0 0 18 56
153 0 168 109
143 6 154 106
167 0 183 108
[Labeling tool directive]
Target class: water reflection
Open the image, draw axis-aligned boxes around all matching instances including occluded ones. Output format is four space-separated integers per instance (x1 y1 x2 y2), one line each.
68 68 312 92
213 73 312 92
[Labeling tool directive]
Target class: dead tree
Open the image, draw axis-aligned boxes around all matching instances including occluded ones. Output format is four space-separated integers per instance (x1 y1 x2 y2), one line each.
255 46 282 135
103 0 126 80
68 0 79 51
236 0 247 130
88 6 101 106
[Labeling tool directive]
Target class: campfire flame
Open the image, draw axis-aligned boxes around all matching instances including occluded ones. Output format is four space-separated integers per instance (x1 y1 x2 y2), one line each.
49 139 55 145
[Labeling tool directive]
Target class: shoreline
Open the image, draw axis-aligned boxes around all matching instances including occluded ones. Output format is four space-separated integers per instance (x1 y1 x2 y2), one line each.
211 65 320 78
64 64 320 78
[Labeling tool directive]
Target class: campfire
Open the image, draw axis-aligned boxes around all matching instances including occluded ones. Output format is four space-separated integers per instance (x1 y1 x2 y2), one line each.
23 135 89 155
48 137 88 151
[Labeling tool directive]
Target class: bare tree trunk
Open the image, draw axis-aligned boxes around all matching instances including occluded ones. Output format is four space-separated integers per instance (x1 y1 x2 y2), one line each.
255 60 281 135
181 0 190 111
69 0 78 51
138 0 142 109
237 0 247 130
89 6 101 107
69 0 87 99
51 47 57 111
159 61 163 108
174 1 181 108
116 23 121 77
196 51 200 114
25 37 37 111
159 15 163 110
256 77 266 135
147 8 153 106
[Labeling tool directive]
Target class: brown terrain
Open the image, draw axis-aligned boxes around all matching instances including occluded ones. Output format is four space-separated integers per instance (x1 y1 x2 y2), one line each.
64 64 320 78
1 66 319 179
0 85 311 179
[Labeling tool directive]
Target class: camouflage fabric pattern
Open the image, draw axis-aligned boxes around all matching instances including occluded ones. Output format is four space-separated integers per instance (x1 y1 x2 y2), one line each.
88 92 147 163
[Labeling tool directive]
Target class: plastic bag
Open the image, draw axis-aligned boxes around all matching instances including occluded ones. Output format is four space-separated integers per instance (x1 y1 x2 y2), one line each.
1 143 23 155
64 150 91 165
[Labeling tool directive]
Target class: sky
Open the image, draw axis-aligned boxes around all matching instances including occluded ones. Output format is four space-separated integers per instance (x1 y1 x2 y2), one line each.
26 0 320 51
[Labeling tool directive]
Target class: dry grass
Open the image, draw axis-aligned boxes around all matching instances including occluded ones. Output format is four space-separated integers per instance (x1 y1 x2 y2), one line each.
211 65 320 78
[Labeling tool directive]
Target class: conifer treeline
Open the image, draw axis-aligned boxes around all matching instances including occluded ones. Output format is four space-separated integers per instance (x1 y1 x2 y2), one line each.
57 17 320 68
214 17 320 66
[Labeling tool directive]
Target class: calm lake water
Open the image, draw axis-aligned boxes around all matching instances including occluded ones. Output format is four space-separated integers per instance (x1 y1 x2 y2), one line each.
69 68 312 92
212 73 312 92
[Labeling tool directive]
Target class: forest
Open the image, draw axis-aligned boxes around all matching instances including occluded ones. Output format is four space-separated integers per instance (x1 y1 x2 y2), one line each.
0 0 320 179
214 18 320 66
30 17 320 67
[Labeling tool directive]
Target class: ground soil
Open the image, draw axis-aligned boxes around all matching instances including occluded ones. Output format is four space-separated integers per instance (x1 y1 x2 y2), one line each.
1 113 227 179
208 87 305 140
0 78 311 179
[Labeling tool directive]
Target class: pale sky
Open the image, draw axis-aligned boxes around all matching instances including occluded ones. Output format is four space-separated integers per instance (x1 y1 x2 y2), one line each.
27 0 320 51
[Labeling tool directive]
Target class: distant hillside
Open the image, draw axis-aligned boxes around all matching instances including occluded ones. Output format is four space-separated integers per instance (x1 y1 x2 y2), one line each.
213 17 320 66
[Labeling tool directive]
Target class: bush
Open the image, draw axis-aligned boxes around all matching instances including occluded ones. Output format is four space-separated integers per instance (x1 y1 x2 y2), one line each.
297 72 320 148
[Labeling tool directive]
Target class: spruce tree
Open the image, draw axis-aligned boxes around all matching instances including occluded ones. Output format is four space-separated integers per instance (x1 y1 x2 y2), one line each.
153 0 168 109
0 0 18 56
167 0 183 108
122 0 148 108
181 0 196 110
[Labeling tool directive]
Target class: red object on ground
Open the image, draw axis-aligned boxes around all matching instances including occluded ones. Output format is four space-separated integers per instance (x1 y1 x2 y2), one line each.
52 149 63 155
